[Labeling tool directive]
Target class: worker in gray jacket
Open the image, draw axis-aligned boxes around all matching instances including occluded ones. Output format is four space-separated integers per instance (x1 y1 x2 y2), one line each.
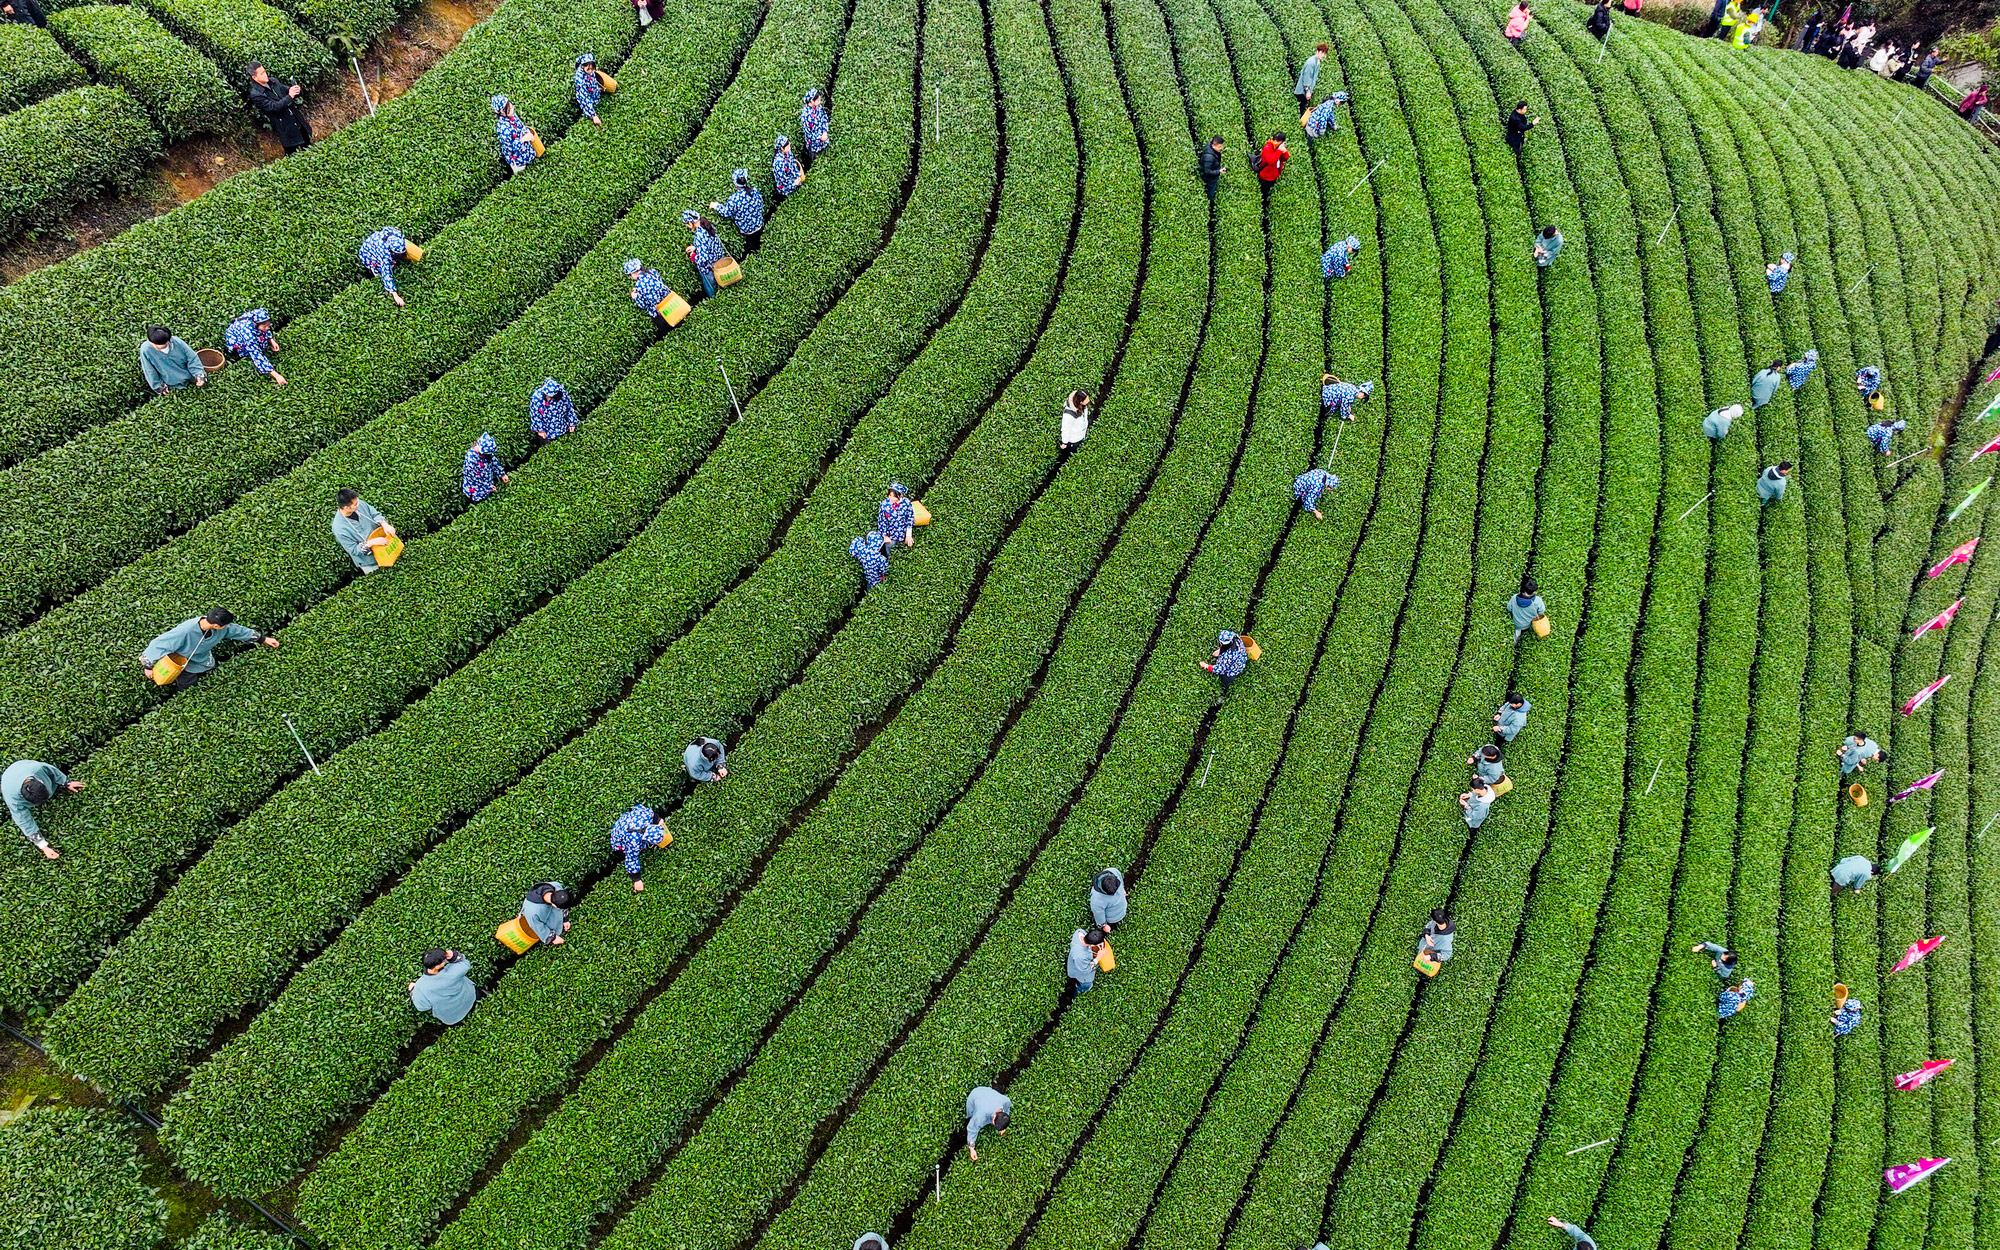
1505 575 1546 643
140 609 279 688
1068 926 1106 993
331 488 397 573
1546 1217 1597 1249
1492 692 1531 741
139 325 206 395
853 1237 889 1250
1459 780 1494 828
1418 909 1455 964
1468 743 1507 786
1756 461 1792 505
1089 868 1127 930
1830 854 1877 894
684 737 729 782
521 881 573 945
965 1085 1011 1159
408 949 477 1024
1293 43 1328 111
1701 403 1742 440
1835 732 1882 775
3 759 81 859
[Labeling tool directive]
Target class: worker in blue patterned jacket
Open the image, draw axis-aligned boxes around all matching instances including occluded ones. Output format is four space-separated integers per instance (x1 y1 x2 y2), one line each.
1322 234 1362 279
851 530 890 588
1302 91 1350 139
1765 251 1794 293
609 803 671 891
773 134 806 198
528 378 579 445
462 432 508 501
800 87 830 168
358 227 413 307
224 309 287 385
140 608 278 689
711 169 767 253
492 95 538 174
878 483 917 548
624 257 674 333
1855 365 1882 400
684 209 729 298
1785 349 1819 390
1202 630 1249 693
1292 467 1338 519
1321 374 1374 422
574 53 605 126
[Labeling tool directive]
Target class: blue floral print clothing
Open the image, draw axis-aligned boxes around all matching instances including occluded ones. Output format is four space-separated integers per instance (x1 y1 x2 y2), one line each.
359 228 407 293
462 432 504 501
1321 379 1371 420
495 104 536 170
1292 469 1337 512
1766 253 1794 293
1856 366 1882 396
1322 235 1360 279
688 225 727 275
1865 420 1905 455
1831 998 1862 1036
1211 632 1248 679
225 309 277 375
1785 350 1819 389
529 379 578 439
801 93 830 153
773 147 804 196
574 61 602 118
851 532 889 587
878 495 915 543
717 185 766 236
1302 92 1349 138
1717 978 1755 1019
609 804 667 875
630 266 669 313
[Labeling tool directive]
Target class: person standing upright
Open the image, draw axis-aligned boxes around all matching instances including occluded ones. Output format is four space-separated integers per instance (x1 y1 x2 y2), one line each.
1504 1 1533 43
1061 390 1092 452
491 95 539 174
1586 0 1611 39
610 803 672 891
1504 101 1537 155
800 87 831 169
1255 132 1289 195
773 134 806 198
712 170 767 253
408 949 477 1024
462 432 508 501
574 52 606 126
1533 224 1563 267
528 378 579 445
1294 43 1328 113
684 737 729 782
1756 461 1792 505
1505 574 1547 643
1203 630 1249 694
625 258 675 334
1066 926 1106 994
1198 136 1226 203
878 483 917 548
1089 868 1128 931
1750 358 1786 411
1492 691 1531 741
684 210 729 298
247 63 311 154
3 759 80 859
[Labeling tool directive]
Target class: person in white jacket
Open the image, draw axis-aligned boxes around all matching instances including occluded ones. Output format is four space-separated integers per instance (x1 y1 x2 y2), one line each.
1061 390 1092 451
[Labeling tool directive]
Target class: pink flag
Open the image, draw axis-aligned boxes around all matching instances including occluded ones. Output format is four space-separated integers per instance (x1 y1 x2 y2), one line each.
1890 771 1945 803
1987 366 2000 383
1893 1059 1955 1091
1891 936 1944 973
1913 600 1963 638
1902 675 1952 715
1928 538 1979 577
1886 1158 1950 1192
1971 434 2000 463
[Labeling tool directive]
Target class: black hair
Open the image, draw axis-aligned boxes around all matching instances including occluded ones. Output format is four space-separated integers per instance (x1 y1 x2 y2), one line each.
336 488 360 508
1481 744 1502 761
1541 224 1558 238
1853 730 1869 741
17 777 49 805
1272 131 1287 142
206 608 236 627
1210 135 1225 146
701 741 721 761
1778 461 1793 473
545 887 573 909
858 1240 886 1250
1518 574 1538 596
1514 99 1530 111
1768 358 1785 371
1096 871 1119 895
1507 691 1525 705
1719 950 1738 969
992 1109 1010 1130
1085 927 1106 945
421 947 450 971
693 215 719 237
1430 908 1451 929
146 326 171 346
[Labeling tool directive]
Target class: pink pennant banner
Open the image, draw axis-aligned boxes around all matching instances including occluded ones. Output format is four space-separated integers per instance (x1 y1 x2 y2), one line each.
1891 936 1944 974
1913 599 1963 638
1886 1158 1950 1192
1890 771 1946 803
1902 675 1952 715
1894 1059 1955 1091
1972 434 2000 463
1928 538 1979 577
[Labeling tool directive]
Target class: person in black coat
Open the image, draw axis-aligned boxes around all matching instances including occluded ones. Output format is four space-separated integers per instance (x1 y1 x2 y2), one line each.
1197 136 1226 203
0 0 47 27
1503 101 1537 154
248 62 312 155
1586 0 1611 39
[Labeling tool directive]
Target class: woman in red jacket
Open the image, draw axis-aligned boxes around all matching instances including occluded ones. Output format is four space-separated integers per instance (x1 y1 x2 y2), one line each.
1255 131 1289 195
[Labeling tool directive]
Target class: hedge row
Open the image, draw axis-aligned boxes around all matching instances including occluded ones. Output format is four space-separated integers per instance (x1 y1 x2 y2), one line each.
418 0 1221 1242
0 85 158 240
267 0 401 56
0 22 87 112
38 0 901 1082
48 4 239 141
0 0 636 461
2 2 776 1016
129 0 330 90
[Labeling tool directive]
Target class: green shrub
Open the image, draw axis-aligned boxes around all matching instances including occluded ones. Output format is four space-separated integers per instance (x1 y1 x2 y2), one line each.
130 0 331 89
267 0 399 53
0 1108 166 1250
48 5 239 141
173 1215 290 1250
0 24 87 112
0 86 159 241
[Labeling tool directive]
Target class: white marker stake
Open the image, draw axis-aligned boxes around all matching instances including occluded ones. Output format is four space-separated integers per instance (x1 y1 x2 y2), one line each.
283 714 322 776
1675 490 1714 524
1978 811 2000 840
352 58 377 118
1201 749 1216 787
1655 204 1680 249
1567 1138 1615 1156
1344 158 1386 198
935 85 941 143
1645 758 1664 795
1886 447 1932 470
718 358 743 422
1326 420 1345 470
1845 263 1878 298
935 1163 941 1201
1598 25 1611 62
1782 81 1800 109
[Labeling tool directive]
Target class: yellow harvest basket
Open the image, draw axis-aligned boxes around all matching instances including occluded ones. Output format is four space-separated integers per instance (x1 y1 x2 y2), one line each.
713 255 743 287
369 526 403 567
596 69 618 92
912 500 932 525
526 129 546 157
1532 614 1551 638
1095 942 1116 972
1242 635 1262 662
1414 953 1441 977
402 241 425 262
1488 774 1514 797
495 916 539 954
1849 783 1868 807
149 652 187 686
657 292 691 326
